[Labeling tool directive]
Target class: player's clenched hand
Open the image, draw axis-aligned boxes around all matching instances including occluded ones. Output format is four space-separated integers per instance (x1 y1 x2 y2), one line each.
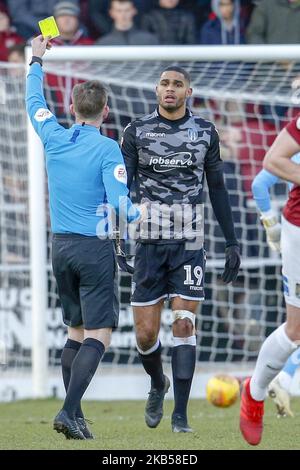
31 35 52 58
260 210 281 252
221 245 241 283
117 254 134 274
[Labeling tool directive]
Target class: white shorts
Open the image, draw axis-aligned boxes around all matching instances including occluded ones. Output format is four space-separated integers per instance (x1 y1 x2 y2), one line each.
281 216 300 308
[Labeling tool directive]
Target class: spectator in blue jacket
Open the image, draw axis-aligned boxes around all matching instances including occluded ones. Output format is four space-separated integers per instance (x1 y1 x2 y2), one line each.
200 0 245 45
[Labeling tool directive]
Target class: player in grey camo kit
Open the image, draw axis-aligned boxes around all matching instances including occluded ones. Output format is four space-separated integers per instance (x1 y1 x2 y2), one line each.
121 66 241 433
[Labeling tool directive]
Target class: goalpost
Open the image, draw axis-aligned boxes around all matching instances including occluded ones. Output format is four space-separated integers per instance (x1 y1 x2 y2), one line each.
1 45 300 400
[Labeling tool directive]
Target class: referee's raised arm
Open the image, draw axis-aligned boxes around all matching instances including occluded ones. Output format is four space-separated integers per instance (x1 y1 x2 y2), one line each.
26 35 142 440
26 36 62 146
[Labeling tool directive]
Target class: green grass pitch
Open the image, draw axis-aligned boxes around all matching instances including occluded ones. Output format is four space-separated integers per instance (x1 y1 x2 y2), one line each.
1 398 300 450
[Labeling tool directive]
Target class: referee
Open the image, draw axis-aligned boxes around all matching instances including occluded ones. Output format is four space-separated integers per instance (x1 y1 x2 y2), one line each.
26 36 142 440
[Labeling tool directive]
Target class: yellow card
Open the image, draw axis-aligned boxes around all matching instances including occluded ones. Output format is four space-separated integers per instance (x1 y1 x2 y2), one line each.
38 16 60 39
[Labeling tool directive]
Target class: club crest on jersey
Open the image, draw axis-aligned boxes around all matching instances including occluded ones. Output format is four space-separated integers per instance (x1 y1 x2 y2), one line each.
188 128 198 142
114 164 127 184
149 152 193 173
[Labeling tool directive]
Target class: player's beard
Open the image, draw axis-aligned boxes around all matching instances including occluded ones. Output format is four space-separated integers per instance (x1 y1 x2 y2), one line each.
159 97 185 113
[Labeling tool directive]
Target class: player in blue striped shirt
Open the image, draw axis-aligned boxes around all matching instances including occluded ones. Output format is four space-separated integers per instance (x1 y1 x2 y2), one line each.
26 35 143 439
252 154 300 418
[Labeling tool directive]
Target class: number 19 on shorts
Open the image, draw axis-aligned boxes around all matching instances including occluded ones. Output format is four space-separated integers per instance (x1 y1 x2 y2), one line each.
184 265 203 286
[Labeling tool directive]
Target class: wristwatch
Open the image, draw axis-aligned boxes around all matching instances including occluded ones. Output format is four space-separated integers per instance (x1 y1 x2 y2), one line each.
29 56 43 66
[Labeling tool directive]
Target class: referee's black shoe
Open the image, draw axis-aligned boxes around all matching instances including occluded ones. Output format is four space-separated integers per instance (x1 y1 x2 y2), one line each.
76 417 94 439
171 414 193 433
145 375 170 428
53 410 86 440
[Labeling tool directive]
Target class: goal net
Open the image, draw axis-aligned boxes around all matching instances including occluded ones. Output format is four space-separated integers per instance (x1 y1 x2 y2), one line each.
1 46 299 399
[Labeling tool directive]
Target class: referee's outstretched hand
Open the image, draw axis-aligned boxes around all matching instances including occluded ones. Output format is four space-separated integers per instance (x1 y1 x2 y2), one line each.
31 35 52 58
221 245 241 283
117 254 134 275
116 239 134 275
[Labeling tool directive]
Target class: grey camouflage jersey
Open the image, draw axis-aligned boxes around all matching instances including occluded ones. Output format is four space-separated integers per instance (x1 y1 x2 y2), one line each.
121 108 222 243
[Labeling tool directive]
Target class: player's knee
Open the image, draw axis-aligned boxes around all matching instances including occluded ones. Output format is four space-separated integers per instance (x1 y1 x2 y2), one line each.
173 318 193 337
136 330 158 352
103 335 111 349
68 325 84 343
285 306 300 341
172 310 195 337
84 328 112 349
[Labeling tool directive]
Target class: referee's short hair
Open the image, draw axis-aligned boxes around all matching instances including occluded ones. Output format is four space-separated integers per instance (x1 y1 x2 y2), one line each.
72 80 108 120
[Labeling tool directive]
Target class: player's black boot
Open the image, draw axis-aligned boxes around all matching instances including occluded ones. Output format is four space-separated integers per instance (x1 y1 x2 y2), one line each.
145 375 170 428
53 409 85 440
76 417 94 439
171 414 193 433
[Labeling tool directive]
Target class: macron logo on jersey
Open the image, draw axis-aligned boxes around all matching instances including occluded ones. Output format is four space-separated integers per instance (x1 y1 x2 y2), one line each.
146 132 166 138
150 152 193 173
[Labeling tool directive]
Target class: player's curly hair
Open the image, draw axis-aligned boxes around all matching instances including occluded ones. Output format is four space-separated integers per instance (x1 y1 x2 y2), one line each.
72 80 108 120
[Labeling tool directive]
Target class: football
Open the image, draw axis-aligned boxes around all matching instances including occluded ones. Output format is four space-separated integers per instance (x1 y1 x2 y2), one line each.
206 374 240 407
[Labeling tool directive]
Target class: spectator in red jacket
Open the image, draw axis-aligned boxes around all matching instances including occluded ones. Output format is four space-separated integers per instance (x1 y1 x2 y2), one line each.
0 3 24 62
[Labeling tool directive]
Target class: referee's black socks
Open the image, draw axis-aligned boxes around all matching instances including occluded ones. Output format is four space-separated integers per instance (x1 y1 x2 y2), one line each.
61 338 85 419
62 338 105 418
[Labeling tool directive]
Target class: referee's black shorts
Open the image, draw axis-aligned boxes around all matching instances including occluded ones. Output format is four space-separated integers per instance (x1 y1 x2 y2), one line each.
52 234 119 330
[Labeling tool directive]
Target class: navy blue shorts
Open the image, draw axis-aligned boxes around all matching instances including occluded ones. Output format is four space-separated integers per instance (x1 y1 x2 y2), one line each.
52 234 119 330
131 242 205 306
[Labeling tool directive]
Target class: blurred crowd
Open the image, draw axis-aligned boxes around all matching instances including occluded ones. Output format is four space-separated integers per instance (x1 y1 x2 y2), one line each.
1 1 297 346
1 0 300 64
1 0 300 259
